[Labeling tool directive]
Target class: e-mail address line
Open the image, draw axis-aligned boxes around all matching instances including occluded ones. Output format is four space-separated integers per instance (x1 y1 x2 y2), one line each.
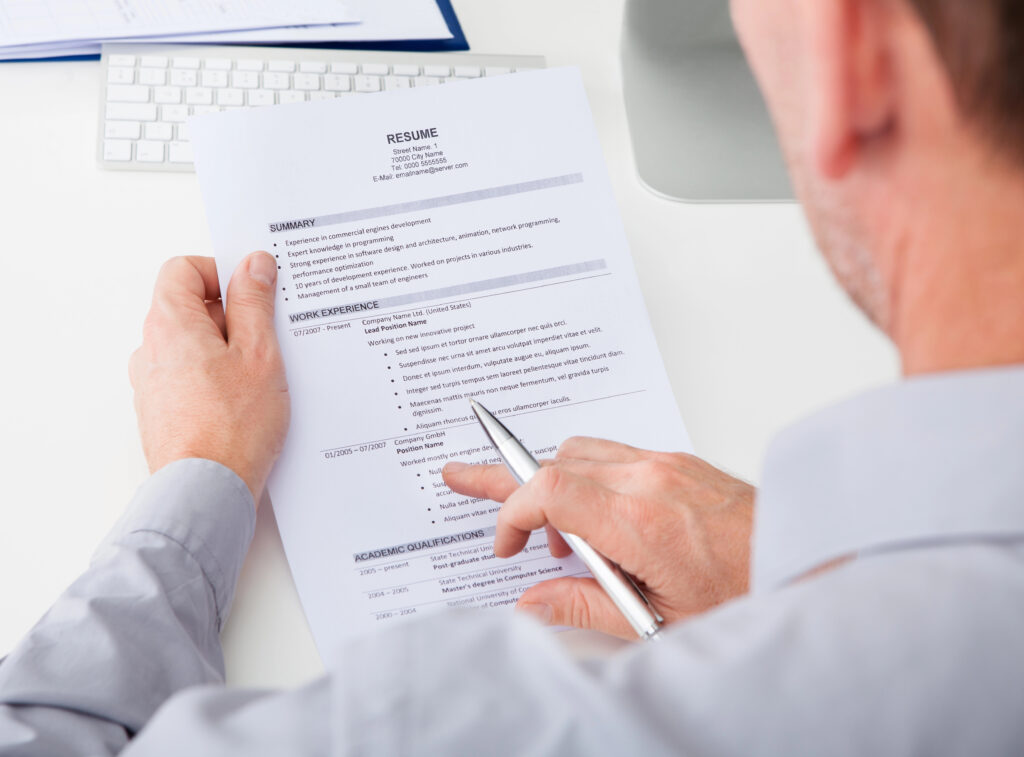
268 172 584 231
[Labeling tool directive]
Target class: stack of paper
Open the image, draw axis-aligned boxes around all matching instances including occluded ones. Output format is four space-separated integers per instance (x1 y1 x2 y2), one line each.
0 0 452 61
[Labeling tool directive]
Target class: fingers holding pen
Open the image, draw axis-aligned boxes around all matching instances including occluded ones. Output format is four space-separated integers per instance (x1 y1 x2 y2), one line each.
496 465 642 566
441 462 576 559
442 462 520 502
445 456 650 562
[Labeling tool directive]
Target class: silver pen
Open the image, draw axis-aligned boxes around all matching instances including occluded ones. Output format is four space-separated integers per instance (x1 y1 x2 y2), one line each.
468 398 664 642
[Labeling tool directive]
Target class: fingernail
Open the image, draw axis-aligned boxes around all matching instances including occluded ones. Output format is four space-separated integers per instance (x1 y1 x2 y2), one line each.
518 603 553 625
443 461 469 474
248 252 277 287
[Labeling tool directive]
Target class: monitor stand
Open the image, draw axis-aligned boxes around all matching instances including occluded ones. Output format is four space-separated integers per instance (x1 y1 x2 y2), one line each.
621 0 793 203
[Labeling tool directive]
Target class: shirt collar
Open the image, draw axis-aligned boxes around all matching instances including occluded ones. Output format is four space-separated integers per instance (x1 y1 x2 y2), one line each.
752 363 1024 593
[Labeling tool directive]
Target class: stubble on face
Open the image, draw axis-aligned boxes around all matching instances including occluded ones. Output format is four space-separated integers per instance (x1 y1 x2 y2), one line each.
732 0 892 331
800 175 892 331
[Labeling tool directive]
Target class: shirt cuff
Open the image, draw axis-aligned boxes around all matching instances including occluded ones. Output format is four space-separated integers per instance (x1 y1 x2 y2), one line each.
100 459 257 629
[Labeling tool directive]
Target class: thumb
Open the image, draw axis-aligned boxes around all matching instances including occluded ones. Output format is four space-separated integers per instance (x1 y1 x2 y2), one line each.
517 577 635 640
225 251 278 348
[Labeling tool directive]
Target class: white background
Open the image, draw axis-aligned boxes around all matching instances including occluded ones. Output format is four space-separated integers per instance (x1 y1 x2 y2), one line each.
0 0 898 688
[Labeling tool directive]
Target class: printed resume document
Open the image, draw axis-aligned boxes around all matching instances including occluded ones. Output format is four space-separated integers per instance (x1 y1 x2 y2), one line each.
192 68 691 659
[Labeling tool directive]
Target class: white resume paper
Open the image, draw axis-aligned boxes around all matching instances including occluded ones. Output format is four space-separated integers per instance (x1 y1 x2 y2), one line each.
192 69 691 660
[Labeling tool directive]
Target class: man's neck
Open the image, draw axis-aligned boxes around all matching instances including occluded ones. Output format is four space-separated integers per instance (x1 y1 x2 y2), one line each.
888 152 1024 376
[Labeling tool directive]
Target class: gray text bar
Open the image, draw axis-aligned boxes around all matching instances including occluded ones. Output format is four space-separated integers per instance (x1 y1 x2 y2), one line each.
270 173 583 232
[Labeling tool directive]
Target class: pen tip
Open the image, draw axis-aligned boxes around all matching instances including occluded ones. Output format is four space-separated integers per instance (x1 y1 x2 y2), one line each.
468 397 478 408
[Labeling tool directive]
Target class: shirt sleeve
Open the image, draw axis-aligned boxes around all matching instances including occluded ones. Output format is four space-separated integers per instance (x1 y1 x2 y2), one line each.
123 543 1024 757
0 459 255 757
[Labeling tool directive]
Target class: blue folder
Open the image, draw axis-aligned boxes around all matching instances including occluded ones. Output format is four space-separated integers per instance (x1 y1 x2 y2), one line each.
4 0 469 63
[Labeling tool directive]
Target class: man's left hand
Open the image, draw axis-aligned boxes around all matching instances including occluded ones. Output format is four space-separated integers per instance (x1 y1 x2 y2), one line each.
129 253 290 504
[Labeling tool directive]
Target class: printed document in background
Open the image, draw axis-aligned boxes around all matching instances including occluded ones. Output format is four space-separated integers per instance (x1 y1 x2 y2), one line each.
147 0 451 44
0 0 356 48
192 69 691 660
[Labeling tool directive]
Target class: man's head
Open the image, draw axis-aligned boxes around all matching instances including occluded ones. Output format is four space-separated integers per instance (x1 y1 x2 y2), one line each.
731 0 1024 373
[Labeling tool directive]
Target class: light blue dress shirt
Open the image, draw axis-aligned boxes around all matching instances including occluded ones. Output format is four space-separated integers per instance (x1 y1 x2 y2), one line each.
2 365 1023 755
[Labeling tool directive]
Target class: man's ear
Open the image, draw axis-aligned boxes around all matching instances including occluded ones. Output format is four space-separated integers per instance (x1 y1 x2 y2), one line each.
803 0 896 180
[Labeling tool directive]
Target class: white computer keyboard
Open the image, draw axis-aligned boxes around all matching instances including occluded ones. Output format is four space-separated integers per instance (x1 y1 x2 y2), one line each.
98 43 546 172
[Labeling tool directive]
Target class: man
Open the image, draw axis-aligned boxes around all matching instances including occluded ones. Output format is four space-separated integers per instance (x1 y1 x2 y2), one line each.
2 0 1023 753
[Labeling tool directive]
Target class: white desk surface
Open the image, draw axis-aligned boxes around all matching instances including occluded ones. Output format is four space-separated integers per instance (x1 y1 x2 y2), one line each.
0 0 898 687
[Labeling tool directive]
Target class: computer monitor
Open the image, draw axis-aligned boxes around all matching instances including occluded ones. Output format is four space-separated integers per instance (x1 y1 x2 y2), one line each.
621 0 793 202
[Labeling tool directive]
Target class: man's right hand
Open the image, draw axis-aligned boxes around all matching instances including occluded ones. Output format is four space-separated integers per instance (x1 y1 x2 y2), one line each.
443 437 754 640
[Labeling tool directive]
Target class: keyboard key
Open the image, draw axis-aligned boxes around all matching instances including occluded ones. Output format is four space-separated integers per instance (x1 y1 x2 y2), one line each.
169 69 198 87
414 76 442 87
354 75 381 92
392 64 420 76
107 85 150 103
185 88 213 105
168 141 194 164
135 141 165 162
108 54 136 67
330 62 358 74
309 91 335 101
140 55 168 68
154 86 181 104
172 56 200 69
106 103 157 121
237 59 264 71
103 139 132 161
191 105 223 116
384 76 411 90
267 60 295 72
201 70 229 88
278 91 307 104
453 65 481 78
104 121 141 139
217 88 244 106
300 61 327 73
107 67 134 84
205 58 232 70
176 122 190 141
161 104 189 122
144 122 174 141
423 64 450 77
484 66 513 76
324 74 351 91
361 63 389 76
231 71 260 89
248 89 275 106
139 68 166 86
263 72 290 90
293 73 320 90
